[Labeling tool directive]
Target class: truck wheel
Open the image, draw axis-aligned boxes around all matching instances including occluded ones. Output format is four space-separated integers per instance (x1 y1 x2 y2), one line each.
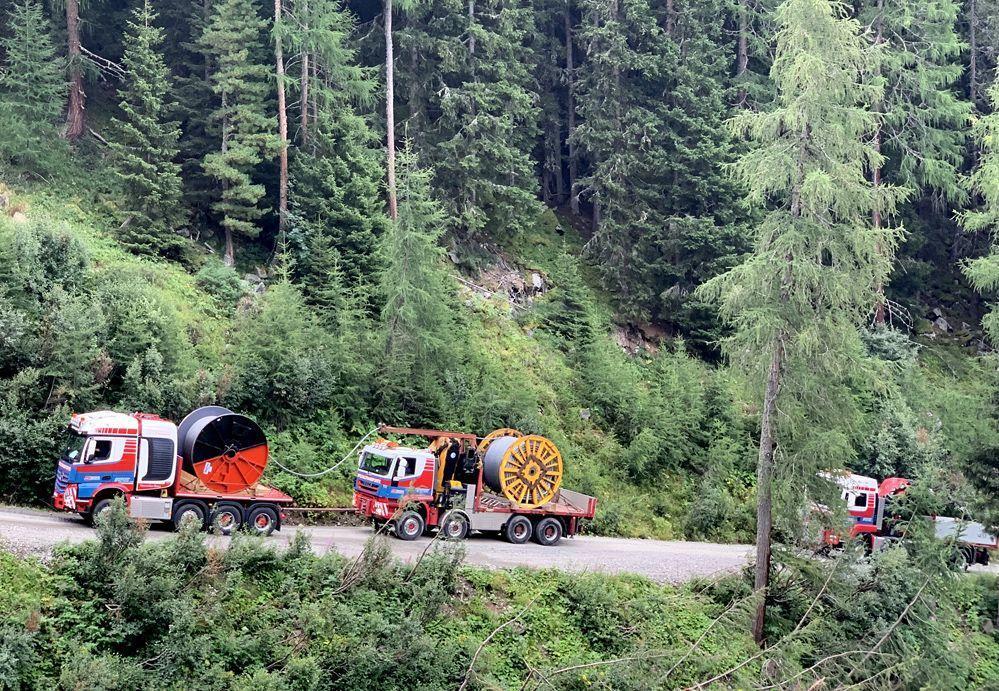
533 517 563 546
440 512 470 541
210 504 243 535
173 502 207 532
247 506 278 537
504 515 533 545
394 511 424 541
88 498 116 527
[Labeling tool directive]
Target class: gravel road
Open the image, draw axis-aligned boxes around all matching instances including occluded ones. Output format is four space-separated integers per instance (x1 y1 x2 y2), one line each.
0 505 751 584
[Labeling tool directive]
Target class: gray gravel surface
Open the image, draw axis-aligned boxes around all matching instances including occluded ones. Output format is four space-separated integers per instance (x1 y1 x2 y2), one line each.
0 505 751 583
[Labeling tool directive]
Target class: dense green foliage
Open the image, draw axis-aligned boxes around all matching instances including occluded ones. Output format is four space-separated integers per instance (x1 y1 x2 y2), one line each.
2 0 999 681
0 502 996 689
109 0 187 258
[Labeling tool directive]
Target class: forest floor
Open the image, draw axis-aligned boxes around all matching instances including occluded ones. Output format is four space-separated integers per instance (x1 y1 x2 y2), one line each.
0 505 752 582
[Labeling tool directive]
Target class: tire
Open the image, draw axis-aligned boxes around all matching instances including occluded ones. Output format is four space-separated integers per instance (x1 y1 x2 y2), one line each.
394 510 425 541
210 504 243 535
440 512 470 541
88 497 117 527
247 505 279 537
504 515 533 545
173 502 207 532
533 517 563 546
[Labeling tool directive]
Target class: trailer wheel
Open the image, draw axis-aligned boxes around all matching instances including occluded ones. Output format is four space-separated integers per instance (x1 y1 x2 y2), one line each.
247 506 278 537
394 511 425 541
440 512 470 541
173 502 207 532
503 515 533 544
210 504 243 535
533 518 563 546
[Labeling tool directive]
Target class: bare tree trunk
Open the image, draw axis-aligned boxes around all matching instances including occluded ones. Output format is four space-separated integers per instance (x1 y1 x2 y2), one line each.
384 0 398 221
222 92 235 267
736 0 749 106
751 338 782 645
64 0 85 140
565 4 579 215
871 3 886 326
970 0 979 106
224 226 235 266
275 0 289 241
300 0 310 146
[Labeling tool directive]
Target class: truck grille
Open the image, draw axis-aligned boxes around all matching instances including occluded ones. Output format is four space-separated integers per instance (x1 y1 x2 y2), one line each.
54 461 70 494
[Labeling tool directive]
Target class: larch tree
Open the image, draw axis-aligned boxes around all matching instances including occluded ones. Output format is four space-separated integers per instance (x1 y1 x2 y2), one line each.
108 0 187 259
378 150 457 420
859 0 968 205
200 0 278 266
699 0 905 644
962 78 999 338
0 0 66 171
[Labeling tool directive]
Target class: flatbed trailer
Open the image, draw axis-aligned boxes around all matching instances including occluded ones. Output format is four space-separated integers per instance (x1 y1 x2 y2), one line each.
352 426 596 546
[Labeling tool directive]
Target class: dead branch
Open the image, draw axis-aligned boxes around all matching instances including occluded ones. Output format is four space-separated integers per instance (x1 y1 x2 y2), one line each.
459 594 540 691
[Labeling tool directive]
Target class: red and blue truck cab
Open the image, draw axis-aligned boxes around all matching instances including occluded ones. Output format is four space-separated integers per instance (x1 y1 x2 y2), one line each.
54 407 292 535
352 426 596 546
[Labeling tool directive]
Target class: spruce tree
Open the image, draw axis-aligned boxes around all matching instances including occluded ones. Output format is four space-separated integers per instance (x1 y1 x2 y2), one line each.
573 0 747 336
859 0 970 205
0 0 66 172
287 0 387 309
200 0 278 266
699 0 906 643
108 0 187 259
378 151 458 420
160 0 217 224
961 78 999 339
396 0 543 239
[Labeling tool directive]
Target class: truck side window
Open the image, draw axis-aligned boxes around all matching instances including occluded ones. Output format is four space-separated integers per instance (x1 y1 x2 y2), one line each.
87 439 113 463
853 494 867 508
396 457 417 478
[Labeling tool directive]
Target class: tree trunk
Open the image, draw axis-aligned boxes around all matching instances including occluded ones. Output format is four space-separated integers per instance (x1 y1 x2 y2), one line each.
224 226 235 266
384 0 398 221
751 337 783 645
736 0 749 106
275 0 289 241
64 0 85 140
565 4 579 215
300 0 310 146
871 3 886 325
970 0 979 107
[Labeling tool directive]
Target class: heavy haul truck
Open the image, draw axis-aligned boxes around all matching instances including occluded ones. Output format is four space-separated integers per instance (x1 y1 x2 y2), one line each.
53 407 292 535
352 426 597 545
821 472 997 565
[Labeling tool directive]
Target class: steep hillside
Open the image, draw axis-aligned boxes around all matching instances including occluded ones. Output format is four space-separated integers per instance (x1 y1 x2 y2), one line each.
2 171 997 544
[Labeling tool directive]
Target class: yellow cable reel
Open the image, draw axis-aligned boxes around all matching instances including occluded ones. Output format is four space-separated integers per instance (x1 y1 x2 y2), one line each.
481 431 563 508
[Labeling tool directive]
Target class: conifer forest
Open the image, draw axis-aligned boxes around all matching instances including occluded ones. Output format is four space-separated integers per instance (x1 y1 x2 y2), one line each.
3 0 999 687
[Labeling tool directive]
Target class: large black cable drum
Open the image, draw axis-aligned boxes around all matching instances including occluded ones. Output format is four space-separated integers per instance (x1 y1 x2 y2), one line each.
177 406 269 493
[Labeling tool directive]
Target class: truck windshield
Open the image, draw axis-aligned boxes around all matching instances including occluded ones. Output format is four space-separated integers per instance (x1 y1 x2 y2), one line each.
359 451 394 476
62 432 87 462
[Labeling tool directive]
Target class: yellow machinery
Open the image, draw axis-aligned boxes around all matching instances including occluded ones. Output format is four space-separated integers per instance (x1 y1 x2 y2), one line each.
478 429 564 508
